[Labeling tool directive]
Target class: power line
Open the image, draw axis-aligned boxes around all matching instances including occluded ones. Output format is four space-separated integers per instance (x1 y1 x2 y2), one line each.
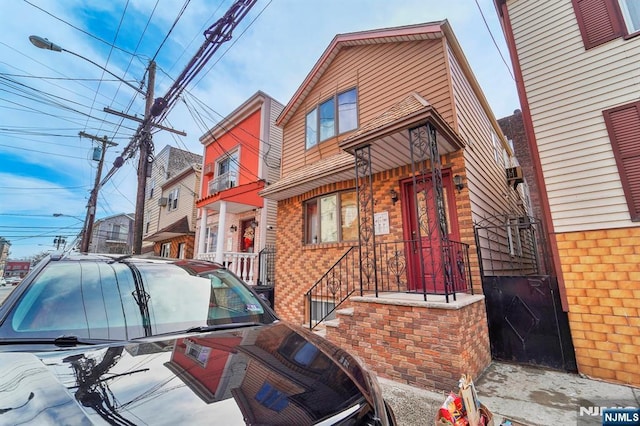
22 0 140 58
473 0 514 81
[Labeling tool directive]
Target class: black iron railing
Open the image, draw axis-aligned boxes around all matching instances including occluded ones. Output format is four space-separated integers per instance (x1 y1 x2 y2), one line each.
305 246 358 329
257 244 275 286
305 239 472 329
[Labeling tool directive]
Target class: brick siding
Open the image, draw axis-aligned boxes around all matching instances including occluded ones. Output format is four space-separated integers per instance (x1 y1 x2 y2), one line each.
273 156 478 325
325 295 491 392
556 227 640 386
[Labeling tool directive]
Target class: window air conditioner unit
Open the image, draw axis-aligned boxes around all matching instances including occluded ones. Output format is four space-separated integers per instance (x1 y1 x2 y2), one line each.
204 163 215 176
506 166 524 188
158 197 168 206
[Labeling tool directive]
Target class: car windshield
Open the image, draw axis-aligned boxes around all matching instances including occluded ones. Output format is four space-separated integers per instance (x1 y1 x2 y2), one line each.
3 260 275 341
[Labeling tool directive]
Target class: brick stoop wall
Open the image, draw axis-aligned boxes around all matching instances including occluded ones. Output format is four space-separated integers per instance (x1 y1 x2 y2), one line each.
324 293 491 392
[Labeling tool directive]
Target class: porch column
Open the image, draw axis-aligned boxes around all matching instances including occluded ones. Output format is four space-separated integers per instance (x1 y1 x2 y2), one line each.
215 201 227 264
354 145 378 296
197 207 208 257
408 122 452 300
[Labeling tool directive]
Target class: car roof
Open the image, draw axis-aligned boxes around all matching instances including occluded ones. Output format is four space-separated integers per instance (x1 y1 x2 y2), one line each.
48 252 225 271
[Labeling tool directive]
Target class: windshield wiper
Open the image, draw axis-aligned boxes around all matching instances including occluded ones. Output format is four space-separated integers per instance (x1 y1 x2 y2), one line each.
54 335 98 347
0 336 109 347
185 322 262 333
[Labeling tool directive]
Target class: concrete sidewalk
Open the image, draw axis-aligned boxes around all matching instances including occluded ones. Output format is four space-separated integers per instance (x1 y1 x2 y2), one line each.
380 361 640 426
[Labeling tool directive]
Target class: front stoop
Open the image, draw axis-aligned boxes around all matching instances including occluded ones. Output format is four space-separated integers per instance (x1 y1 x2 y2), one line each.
324 293 491 393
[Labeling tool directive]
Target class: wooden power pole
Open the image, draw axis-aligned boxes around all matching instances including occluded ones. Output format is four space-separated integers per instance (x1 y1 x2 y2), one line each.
133 61 156 254
79 132 117 253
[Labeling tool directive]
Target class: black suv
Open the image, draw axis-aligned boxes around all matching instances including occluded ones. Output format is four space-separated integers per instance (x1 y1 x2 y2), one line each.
0 253 395 425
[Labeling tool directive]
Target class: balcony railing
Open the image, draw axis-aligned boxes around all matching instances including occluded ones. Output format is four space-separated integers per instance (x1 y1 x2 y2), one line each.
208 171 237 195
198 251 257 285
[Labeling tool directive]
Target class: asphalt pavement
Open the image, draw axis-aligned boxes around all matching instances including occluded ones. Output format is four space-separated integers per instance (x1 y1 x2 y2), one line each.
0 285 14 304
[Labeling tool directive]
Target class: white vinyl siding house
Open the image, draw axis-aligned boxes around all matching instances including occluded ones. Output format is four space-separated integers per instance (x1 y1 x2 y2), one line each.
508 0 640 232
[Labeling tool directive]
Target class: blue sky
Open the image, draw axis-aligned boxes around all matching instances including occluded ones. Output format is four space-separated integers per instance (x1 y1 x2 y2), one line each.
0 0 518 259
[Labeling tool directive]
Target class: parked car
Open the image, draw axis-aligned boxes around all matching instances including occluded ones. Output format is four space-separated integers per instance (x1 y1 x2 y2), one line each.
0 277 6 286
5 276 21 286
0 253 395 425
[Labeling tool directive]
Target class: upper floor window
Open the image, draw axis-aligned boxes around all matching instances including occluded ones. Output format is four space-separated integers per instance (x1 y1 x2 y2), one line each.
167 188 179 211
305 88 358 149
110 224 121 240
602 100 640 221
148 179 155 199
573 0 640 49
492 132 505 167
619 0 640 33
210 150 239 193
305 190 358 244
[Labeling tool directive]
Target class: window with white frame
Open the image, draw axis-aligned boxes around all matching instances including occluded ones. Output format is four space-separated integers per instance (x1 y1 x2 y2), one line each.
305 88 358 149
618 0 640 33
216 151 239 190
110 224 121 240
305 191 358 244
573 0 640 49
177 242 185 259
205 226 218 253
507 217 525 258
492 132 504 167
167 188 179 211
148 179 155 199
160 242 171 257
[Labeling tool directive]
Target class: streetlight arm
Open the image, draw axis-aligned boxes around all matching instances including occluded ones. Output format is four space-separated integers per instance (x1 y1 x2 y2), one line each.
29 35 145 95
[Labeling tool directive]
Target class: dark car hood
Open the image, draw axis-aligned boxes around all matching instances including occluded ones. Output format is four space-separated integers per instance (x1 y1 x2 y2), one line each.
0 322 373 425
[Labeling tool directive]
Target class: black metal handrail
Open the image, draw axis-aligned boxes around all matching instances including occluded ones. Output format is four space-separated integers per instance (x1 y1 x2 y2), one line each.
305 239 472 329
305 246 358 329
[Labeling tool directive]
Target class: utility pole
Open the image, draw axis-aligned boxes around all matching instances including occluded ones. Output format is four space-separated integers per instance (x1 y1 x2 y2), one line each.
79 132 118 253
133 61 155 255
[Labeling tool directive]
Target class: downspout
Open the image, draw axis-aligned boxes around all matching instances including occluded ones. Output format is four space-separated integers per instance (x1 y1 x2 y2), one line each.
496 0 568 311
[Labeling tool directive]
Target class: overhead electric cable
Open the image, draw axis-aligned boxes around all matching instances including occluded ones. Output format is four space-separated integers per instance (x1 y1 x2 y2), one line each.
473 0 514 80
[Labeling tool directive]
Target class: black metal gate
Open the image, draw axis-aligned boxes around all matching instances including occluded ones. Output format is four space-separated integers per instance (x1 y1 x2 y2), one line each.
475 214 577 371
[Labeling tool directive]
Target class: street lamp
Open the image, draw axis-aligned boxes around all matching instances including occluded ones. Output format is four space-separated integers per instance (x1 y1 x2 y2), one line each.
29 35 145 95
53 213 85 251
31 35 158 254
31 35 136 254
52 213 84 222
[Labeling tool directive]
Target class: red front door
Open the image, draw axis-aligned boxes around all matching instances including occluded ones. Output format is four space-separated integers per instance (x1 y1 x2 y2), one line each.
402 174 459 293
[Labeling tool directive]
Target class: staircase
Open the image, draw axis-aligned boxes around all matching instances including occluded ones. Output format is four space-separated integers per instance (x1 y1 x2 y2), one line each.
305 247 359 329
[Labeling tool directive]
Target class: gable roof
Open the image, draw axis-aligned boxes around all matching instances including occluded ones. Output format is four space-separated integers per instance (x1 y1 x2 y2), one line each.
275 19 512 153
144 216 193 242
275 21 446 128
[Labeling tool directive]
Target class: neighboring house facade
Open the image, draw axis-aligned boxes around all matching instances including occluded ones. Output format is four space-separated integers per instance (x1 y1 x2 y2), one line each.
0 237 9 278
89 213 134 254
195 91 283 287
4 260 30 280
496 0 640 386
144 163 201 259
261 22 531 391
143 145 202 255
